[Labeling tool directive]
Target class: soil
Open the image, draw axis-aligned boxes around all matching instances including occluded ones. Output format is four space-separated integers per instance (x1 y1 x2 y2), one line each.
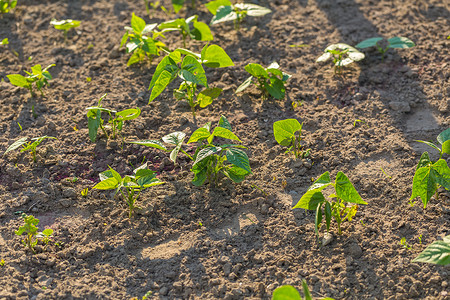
0 0 449 299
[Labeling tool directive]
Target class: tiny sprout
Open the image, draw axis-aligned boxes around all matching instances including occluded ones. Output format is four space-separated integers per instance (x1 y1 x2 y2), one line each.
81 188 88 197
7 64 55 97
0 38 8 45
316 43 365 74
4 136 57 163
400 237 412 250
86 77 92 82
50 19 81 43
15 214 53 254
0 259 4 266
0 0 17 14
356 36 415 62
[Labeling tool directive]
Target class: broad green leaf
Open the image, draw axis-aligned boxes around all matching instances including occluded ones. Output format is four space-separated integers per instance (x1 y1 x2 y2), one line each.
308 171 332 191
181 55 207 87
131 13 146 34
191 157 209 186
4 137 28 154
355 37 383 49
108 166 123 183
149 69 175 102
172 0 185 13
416 151 432 170
31 64 42 75
7 74 29 88
198 87 222 108
133 162 148 174
188 128 211 144
235 76 253 94
163 132 186 164
148 56 179 90
116 108 141 121
223 165 249 183
272 285 301 300
437 128 450 145
266 78 286 99
205 0 232 15
410 164 437 208
226 148 251 173
273 119 302 148
0 38 9 45
210 5 235 25
93 177 119 190
201 45 234 68
335 172 366 204
293 190 325 210
432 159 450 190
142 23 158 35
41 229 53 236
50 19 81 31
88 109 101 142
388 37 415 49
127 51 145 66
412 235 450 266
209 127 240 143
128 140 167 151
193 146 221 166
234 3 272 17
442 140 450 155
191 21 214 41
218 115 232 131
245 63 268 78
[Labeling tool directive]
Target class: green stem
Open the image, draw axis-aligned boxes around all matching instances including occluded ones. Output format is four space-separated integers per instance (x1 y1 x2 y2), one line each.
180 149 193 161
191 0 195 9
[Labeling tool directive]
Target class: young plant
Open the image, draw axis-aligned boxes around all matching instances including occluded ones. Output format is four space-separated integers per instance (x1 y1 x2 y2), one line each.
293 171 367 240
144 0 160 16
50 19 81 43
316 43 365 74
410 128 450 208
0 38 8 45
7 64 55 97
15 214 54 254
92 163 164 218
272 280 335 300
356 36 415 61
148 45 234 114
236 62 291 100
206 0 271 31
0 0 17 14
412 235 450 266
273 119 310 159
4 136 57 162
86 93 141 142
121 13 167 67
158 15 213 48
130 116 252 186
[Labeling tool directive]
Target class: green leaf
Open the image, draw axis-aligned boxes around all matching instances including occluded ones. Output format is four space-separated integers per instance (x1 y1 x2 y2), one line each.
324 201 331 232
293 190 325 210
416 140 442 154
416 151 432 170
93 177 119 190
191 21 214 41
209 127 240 143
301 280 313 300
163 132 186 164
108 166 123 183
181 55 207 87
273 119 302 148
210 5 235 25
41 229 53 237
198 87 222 108
266 78 286 99
223 165 249 183
355 37 383 49
148 55 179 91
235 76 253 94
7 74 29 88
335 172 367 204
412 235 450 266
0 38 9 45
201 45 234 68
432 159 450 190
116 108 141 121
87 109 101 142
218 115 232 131
149 69 175 102
388 37 415 49
205 0 232 15
50 19 81 31
315 203 323 240
131 13 146 34
191 156 209 186
193 146 221 166
31 64 42 75
128 140 167 151
235 3 272 17
172 0 185 13
272 285 301 300
442 140 450 155
437 128 450 145
245 63 268 78
188 128 211 144
4 137 28 154
308 171 332 191
121 32 129 47
226 148 251 173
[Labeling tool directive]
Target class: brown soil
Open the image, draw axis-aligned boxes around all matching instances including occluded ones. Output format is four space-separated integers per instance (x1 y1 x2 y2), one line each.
0 0 449 299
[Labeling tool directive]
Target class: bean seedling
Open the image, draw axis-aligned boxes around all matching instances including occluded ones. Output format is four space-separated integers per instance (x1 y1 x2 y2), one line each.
159 15 213 48
0 0 16 14
15 214 53 254
272 280 335 300
356 36 415 61
0 38 8 45
148 45 233 114
411 128 450 208
121 13 167 67
236 62 291 100
50 19 81 43
130 116 252 186
4 136 57 163
273 119 310 159
7 64 55 97
293 171 367 240
316 43 365 74
93 163 164 218
86 93 141 142
412 235 450 266
206 0 271 31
